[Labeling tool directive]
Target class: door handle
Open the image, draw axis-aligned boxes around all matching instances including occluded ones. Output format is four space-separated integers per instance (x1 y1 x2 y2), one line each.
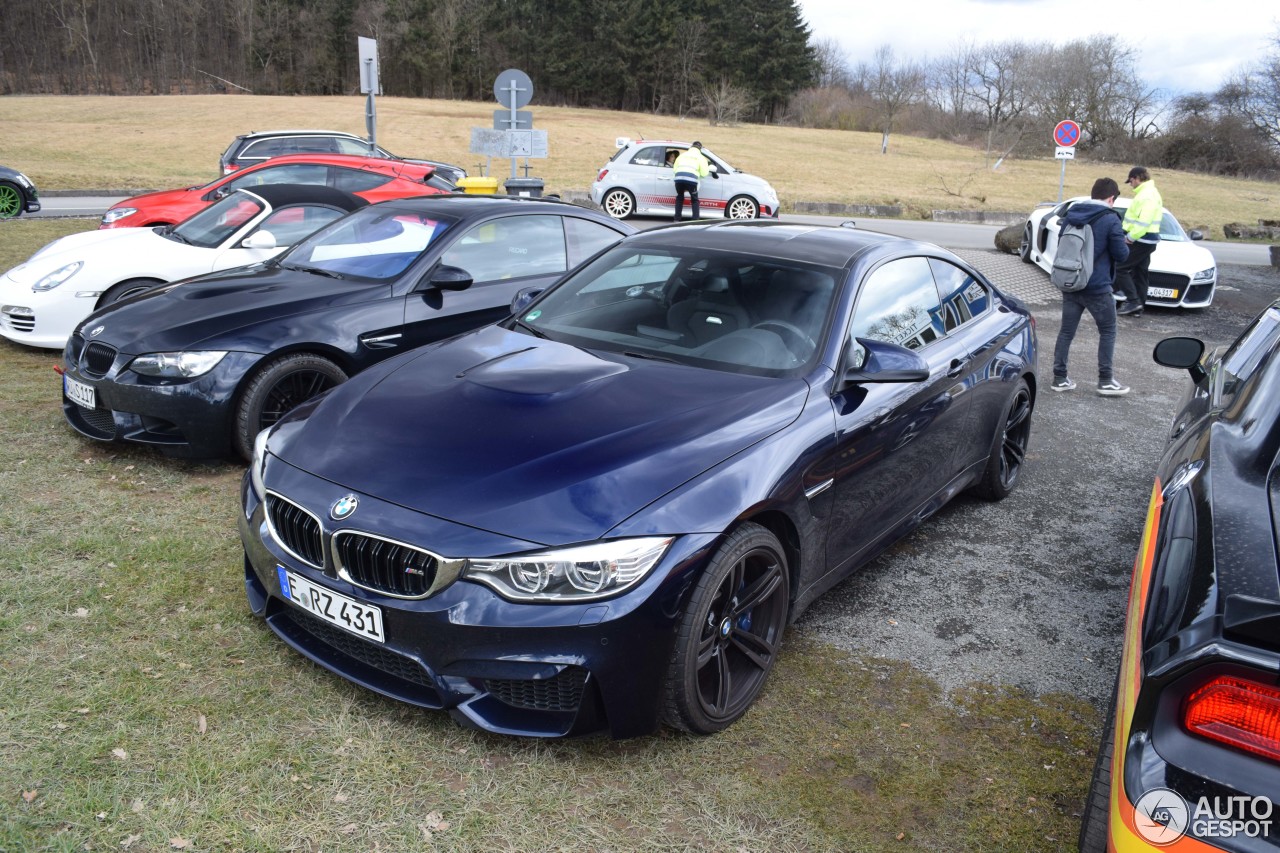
946 358 969 378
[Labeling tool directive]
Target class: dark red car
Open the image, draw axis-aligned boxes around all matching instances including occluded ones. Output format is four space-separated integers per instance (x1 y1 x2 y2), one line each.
100 154 454 230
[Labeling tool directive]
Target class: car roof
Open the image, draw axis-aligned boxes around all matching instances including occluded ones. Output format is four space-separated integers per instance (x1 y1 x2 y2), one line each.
237 129 366 141
234 153 414 170
235 183 368 211
623 220 927 268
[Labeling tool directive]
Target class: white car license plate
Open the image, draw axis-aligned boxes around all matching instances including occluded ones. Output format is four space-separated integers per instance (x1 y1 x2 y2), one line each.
64 374 96 410
278 567 385 643
1147 286 1178 299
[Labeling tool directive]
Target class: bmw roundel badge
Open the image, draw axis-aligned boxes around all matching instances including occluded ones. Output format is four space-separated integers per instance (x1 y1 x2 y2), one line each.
90 325 105 337
330 494 359 520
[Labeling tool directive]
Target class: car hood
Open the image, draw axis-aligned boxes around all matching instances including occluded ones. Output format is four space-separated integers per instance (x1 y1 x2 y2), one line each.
113 186 204 208
81 265 386 353
1153 239 1216 274
4 228 198 285
276 325 810 545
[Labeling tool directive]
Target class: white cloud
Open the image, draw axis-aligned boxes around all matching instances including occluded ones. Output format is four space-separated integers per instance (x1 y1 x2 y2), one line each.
797 0 1277 94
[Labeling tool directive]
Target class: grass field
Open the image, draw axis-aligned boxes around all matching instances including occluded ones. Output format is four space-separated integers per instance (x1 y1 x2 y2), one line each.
3 94 1278 239
0 216 1103 851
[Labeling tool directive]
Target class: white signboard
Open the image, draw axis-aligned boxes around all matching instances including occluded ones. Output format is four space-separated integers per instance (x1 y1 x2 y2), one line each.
1055 146 1076 160
470 128 548 158
357 37 380 95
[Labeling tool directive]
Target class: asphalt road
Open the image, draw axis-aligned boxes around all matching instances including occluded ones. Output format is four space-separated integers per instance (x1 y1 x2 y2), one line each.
798 253 1280 705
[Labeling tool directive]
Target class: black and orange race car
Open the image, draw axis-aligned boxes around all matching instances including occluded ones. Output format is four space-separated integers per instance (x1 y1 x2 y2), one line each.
1080 299 1280 851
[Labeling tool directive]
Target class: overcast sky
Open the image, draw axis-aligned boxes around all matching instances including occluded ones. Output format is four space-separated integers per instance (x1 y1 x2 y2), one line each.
796 0 1277 95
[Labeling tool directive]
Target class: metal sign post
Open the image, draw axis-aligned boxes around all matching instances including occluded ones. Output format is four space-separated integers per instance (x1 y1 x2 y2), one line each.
492 69 533 178
358 37 381 151
1053 119 1080 202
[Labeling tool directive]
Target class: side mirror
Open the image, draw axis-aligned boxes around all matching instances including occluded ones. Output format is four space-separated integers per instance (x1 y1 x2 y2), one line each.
242 230 277 250
1153 336 1207 385
424 264 473 292
1188 229 1205 241
511 286 545 315
843 338 930 384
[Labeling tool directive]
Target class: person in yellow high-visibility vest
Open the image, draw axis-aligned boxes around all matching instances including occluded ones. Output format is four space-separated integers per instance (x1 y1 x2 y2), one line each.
1115 166 1164 317
672 142 715 222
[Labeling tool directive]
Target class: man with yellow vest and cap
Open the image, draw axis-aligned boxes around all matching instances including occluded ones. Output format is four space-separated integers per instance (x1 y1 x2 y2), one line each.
672 142 715 222
1114 166 1163 317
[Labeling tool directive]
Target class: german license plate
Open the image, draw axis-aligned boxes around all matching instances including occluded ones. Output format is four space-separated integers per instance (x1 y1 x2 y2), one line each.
278 567 385 643
64 374 96 409
1147 286 1178 299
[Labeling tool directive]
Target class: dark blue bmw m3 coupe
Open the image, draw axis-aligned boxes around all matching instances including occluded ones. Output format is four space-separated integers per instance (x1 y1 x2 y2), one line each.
239 220 1038 738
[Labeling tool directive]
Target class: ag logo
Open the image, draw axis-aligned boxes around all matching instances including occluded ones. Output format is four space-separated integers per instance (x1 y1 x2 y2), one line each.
1134 788 1189 845
329 494 359 521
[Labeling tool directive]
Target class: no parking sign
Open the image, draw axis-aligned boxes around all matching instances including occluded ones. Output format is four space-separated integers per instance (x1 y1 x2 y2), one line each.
1052 119 1080 201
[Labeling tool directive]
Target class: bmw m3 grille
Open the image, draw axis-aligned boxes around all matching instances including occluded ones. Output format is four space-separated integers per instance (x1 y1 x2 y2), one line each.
334 532 438 598
82 342 118 377
486 668 588 712
265 493 325 568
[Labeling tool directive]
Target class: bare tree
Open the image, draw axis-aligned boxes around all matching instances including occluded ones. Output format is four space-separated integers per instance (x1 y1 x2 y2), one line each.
702 76 756 126
964 40 1036 166
860 45 925 154
672 19 707 117
811 36 851 89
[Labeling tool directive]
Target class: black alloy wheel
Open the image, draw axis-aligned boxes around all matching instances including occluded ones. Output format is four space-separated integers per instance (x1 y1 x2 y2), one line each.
975 378 1033 500
233 353 347 460
664 523 790 734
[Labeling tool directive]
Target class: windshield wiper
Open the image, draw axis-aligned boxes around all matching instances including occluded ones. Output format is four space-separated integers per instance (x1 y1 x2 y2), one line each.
622 350 678 364
512 318 548 339
281 263 344 279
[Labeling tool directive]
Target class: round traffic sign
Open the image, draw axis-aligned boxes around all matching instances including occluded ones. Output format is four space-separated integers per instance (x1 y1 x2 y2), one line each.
1053 120 1081 147
493 69 533 109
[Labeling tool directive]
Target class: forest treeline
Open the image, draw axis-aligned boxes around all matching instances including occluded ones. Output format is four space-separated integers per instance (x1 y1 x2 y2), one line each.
3 0 1278 178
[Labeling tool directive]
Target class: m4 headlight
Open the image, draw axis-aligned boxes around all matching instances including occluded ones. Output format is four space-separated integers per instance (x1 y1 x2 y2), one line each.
129 351 228 378
33 261 83 291
1192 266 1216 283
249 426 272 500
465 537 673 602
101 207 137 225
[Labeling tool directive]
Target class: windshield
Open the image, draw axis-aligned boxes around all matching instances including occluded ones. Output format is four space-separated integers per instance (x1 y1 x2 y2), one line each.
172 191 265 248
1156 211 1191 242
282 207 456 280
514 245 840 377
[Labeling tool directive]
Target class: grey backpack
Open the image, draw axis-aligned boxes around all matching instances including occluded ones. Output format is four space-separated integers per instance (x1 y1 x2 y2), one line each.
1050 210 1108 292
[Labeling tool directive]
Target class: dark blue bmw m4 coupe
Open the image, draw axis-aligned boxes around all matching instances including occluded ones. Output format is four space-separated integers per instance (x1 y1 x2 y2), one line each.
239 220 1038 738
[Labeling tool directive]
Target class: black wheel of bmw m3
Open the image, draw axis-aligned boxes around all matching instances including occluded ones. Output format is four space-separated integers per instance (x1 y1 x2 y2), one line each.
234 353 347 460
974 378 1033 501
663 522 790 735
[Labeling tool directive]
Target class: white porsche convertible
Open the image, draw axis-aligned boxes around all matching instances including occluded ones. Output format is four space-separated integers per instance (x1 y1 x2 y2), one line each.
0 184 364 349
1020 196 1218 308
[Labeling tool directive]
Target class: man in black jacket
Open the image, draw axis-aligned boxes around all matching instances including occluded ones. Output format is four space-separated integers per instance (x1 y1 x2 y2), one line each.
1051 177 1132 396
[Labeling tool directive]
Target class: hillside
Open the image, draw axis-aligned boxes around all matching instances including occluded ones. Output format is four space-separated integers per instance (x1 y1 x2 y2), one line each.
3 94 1276 239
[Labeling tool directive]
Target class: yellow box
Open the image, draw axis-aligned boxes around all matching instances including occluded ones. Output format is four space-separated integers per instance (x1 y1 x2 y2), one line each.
456 176 500 195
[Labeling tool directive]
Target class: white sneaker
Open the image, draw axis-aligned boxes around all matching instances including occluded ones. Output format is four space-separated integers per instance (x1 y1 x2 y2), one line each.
1097 378 1130 396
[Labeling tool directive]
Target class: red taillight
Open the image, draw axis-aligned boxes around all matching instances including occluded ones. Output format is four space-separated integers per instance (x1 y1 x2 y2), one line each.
224 165 240 175
596 169 608 182
1184 675 1280 762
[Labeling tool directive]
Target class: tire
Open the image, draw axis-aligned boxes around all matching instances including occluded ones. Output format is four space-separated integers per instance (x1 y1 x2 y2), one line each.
0 181 23 219
663 522 790 735
1019 224 1034 263
98 278 165 308
973 378 1033 500
233 353 347 461
601 188 636 220
1078 677 1118 853
726 195 759 219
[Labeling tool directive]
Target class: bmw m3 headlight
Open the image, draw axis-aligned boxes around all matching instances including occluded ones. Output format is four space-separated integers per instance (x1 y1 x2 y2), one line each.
129 350 228 378
249 426 272 500
101 207 137 225
1192 266 1216 282
464 537 673 602
32 261 83 291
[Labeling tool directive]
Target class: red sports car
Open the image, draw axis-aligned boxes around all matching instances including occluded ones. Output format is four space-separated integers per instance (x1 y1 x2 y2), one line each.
100 154 453 229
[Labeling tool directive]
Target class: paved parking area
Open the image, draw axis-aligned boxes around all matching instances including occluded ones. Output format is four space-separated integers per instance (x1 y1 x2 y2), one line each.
798 252 1280 704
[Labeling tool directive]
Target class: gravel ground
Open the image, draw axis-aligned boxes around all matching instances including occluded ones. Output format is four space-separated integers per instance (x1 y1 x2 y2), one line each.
796 252 1280 704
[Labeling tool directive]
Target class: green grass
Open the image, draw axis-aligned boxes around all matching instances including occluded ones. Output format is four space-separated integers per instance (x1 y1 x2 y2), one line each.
2 94 1277 239
0 223 1100 851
